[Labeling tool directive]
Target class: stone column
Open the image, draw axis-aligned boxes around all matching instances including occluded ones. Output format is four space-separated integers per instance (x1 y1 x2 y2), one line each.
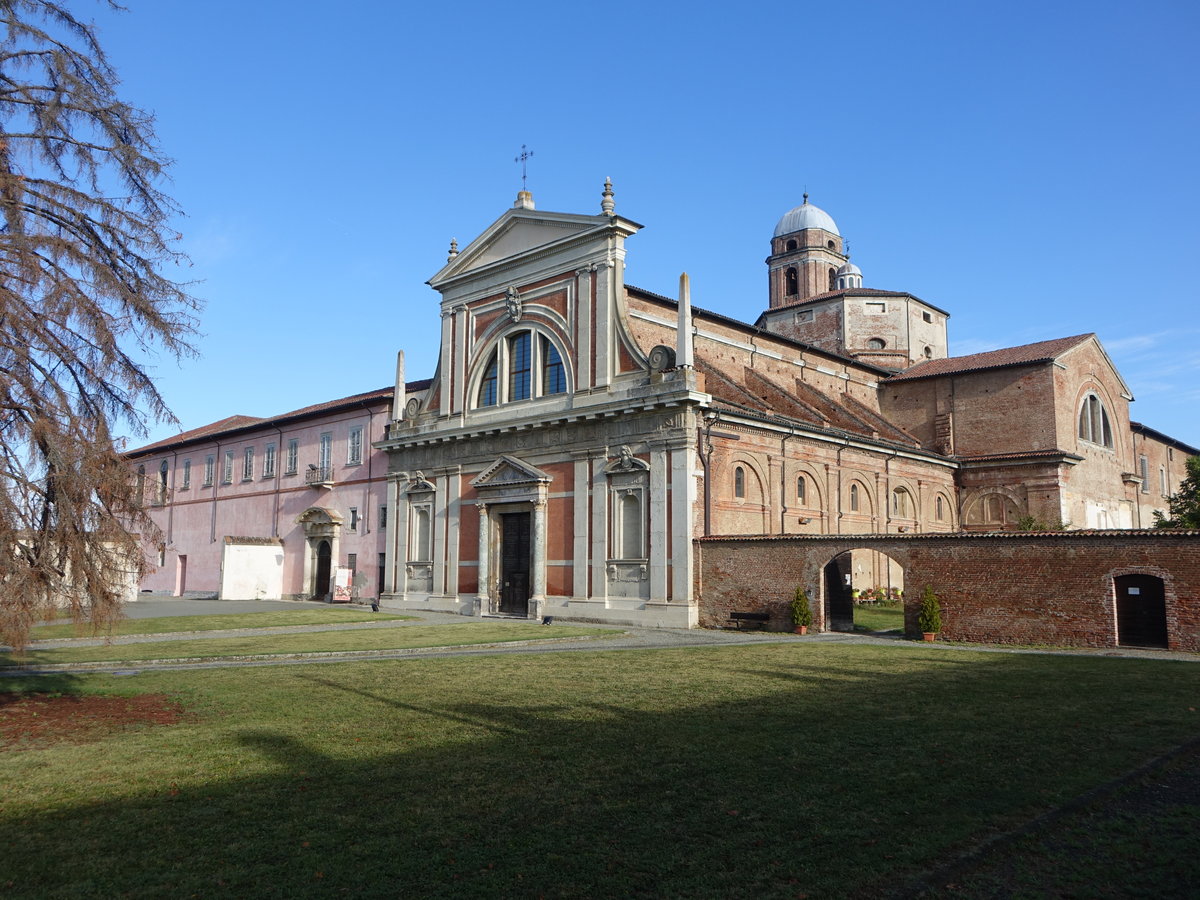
591 456 609 603
572 454 590 599
383 474 401 593
670 443 695 608
531 496 548 619
650 444 668 602
476 502 490 616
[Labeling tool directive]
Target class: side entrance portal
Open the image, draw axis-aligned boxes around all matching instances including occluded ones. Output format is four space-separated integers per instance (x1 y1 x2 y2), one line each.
499 511 531 616
1115 574 1168 648
315 540 332 601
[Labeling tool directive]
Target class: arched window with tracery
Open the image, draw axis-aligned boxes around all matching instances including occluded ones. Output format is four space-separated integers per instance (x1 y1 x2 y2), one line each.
474 329 570 409
1077 393 1113 448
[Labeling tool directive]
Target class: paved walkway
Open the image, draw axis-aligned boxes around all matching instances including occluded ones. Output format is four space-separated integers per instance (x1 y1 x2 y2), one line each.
8 598 1198 674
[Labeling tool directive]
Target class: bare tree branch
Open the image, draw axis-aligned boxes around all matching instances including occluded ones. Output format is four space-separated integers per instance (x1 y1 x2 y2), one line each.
0 0 200 650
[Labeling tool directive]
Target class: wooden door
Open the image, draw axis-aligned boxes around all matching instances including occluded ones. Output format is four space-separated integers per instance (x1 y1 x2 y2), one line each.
499 512 531 616
1116 574 1167 648
315 540 332 600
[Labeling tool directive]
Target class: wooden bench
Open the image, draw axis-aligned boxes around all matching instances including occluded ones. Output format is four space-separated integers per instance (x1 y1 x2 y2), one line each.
729 611 771 630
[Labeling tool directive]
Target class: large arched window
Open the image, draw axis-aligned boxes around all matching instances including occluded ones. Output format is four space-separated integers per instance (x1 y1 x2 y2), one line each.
158 460 169 505
935 494 946 521
1077 393 1113 448
849 483 860 512
828 267 837 291
474 329 569 408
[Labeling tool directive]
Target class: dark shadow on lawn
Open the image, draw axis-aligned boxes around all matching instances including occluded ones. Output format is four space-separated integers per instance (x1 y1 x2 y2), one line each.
1 647 1197 899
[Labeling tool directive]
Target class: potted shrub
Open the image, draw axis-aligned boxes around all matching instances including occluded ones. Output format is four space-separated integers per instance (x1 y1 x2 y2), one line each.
791 586 814 635
918 584 942 642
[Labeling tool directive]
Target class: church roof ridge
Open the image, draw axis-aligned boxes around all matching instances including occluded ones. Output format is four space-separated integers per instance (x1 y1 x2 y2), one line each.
885 334 1095 383
127 380 433 457
626 283 896 376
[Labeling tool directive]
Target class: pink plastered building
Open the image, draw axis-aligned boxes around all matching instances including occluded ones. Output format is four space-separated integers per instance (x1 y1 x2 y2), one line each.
128 383 427 600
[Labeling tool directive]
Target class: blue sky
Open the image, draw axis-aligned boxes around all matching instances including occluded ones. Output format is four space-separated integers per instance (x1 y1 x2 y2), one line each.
91 0 1200 449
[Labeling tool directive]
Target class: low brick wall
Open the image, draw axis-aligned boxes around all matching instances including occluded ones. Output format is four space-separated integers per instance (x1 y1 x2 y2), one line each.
695 531 1200 651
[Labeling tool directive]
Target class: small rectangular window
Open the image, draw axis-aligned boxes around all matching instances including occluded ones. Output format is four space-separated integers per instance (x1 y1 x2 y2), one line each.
204 455 215 487
285 439 298 475
349 507 359 532
865 301 887 314
922 311 933 323
348 426 363 465
242 447 254 481
181 459 191 489
347 552 357 575
223 450 234 484
379 505 388 529
263 444 276 479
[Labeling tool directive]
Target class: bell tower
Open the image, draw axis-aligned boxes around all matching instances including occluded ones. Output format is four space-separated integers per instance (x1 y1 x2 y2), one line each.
766 194 847 308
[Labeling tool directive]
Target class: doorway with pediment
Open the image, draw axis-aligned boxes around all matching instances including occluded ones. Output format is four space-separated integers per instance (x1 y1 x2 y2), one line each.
296 507 343 601
472 455 550 620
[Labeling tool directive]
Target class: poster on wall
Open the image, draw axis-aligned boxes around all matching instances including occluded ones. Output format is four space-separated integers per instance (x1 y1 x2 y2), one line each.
333 566 353 603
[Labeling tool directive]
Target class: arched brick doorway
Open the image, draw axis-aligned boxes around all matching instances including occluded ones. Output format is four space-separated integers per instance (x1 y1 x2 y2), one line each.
1115 574 1167 648
823 548 905 633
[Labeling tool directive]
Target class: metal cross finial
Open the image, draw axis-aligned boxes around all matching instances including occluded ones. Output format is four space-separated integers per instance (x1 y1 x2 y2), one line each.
515 145 534 190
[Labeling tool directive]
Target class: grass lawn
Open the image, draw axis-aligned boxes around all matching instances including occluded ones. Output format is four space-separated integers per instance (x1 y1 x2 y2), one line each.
28 609 413 641
853 601 905 633
2 623 618 666
1 644 1198 898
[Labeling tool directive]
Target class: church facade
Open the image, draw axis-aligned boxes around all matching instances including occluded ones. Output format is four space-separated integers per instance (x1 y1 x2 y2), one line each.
128 182 1196 628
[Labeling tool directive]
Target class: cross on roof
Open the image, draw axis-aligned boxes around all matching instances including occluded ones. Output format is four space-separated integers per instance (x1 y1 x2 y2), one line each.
514 144 533 191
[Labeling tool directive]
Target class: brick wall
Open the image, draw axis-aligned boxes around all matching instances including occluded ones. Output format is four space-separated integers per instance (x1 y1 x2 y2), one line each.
695 531 1200 651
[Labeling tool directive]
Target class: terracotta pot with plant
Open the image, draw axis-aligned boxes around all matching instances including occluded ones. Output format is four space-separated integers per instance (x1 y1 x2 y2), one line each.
918 584 942 641
791 586 814 635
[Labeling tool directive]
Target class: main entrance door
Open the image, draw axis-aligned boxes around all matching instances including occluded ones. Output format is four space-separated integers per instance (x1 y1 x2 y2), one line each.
1115 574 1168 648
499 511 531 616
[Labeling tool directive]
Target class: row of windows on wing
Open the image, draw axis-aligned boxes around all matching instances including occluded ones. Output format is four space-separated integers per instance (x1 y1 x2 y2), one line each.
732 468 951 521
477 331 567 407
136 427 366 502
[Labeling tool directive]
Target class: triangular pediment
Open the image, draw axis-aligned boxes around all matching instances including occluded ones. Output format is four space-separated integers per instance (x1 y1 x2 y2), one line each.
471 454 552 489
428 204 639 288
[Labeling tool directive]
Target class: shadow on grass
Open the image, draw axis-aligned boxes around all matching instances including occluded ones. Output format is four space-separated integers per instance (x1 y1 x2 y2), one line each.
1 646 1197 898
